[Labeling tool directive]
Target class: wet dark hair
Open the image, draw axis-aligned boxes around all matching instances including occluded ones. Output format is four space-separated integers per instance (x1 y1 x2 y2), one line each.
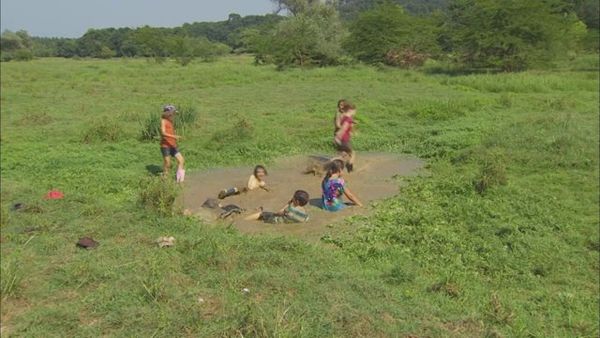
254 165 268 177
337 144 353 155
292 190 309 206
322 160 343 187
337 99 348 112
340 101 356 113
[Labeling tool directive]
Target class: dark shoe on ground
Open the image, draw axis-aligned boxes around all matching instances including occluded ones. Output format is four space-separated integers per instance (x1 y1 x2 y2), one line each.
77 237 99 249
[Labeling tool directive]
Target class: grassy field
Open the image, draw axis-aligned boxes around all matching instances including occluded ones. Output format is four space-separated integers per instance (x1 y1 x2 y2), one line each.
1 55 598 337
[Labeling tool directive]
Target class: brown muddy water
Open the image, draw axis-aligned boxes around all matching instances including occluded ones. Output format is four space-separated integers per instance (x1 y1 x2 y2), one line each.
180 153 425 241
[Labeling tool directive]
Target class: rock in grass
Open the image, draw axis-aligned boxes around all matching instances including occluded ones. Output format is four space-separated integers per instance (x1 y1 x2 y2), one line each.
156 236 175 248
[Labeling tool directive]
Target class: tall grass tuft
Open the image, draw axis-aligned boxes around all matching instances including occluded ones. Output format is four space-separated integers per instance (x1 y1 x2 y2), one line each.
408 98 477 121
1 257 22 300
138 176 180 216
473 151 508 195
209 115 254 149
81 120 124 143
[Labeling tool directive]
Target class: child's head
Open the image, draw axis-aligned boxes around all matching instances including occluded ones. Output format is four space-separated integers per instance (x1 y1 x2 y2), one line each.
337 144 353 158
254 165 267 180
162 105 177 120
332 159 346 170
291 190 309 206
337 99 348 112
340 101 356 114
324 159 344 181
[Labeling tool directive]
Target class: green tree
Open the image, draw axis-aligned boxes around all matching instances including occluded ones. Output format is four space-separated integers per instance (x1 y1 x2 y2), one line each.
249 1 346 67
345 3 440 66
98 46 115 59
338 0 449 20
445 0 585 71
1 30 34 61
271 0 324 16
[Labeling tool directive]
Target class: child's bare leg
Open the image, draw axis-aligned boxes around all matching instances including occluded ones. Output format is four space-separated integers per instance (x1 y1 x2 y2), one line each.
163 156 171 175
244 211 263 221
175 153 185 171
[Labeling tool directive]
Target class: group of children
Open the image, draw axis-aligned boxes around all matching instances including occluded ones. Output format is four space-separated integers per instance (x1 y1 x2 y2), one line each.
159 99 362 224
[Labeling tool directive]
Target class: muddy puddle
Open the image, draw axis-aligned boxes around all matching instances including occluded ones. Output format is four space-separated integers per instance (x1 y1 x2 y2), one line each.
180 153 425 241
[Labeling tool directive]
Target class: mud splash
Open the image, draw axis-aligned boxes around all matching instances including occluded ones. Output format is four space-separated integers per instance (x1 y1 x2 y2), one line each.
181 153 425 241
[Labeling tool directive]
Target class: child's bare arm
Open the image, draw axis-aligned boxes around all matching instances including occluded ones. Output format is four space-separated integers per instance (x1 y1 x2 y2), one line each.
343 188 363 207
275 203 291 215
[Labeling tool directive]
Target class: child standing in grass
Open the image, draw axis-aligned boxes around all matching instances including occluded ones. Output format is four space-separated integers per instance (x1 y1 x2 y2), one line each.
245 190 310 223
334 101 357 172
218 165 269 199
334 99 348 136
321 160 362 211
160 105 185 182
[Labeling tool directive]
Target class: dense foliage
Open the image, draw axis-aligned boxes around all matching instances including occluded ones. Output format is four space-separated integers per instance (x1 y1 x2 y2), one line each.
2 0 598 70
444 0 586 71
344 3 440 66
246 1 347 67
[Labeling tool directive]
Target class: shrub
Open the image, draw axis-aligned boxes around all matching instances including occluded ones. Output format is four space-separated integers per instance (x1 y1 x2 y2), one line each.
13 49 33 61
473 151 508 195
345 3 440 65
98 46 115 59
1 257 22 300
384 48 429 68
445 0 585 71
140 113 162 142
138 176 180 216
210 115 254 149
16 112 53 126
244 4 346 67
81 120 124 143
408 99 476 121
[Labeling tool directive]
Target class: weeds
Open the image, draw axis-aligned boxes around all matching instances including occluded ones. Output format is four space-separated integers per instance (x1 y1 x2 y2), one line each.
474 158 508 195
81 119 124 143
1 257 22 300
428 278 461 298
408 98 477 121
209 115 254 149
138 176 180 216
16 112 53 126
139 113 161 141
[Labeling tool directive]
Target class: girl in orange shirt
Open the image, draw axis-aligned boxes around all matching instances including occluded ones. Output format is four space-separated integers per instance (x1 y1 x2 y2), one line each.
160 105 185 182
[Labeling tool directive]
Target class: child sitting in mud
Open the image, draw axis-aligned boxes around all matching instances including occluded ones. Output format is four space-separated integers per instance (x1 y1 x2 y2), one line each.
244 190 310 223
218 165 269 199
321 160 363 211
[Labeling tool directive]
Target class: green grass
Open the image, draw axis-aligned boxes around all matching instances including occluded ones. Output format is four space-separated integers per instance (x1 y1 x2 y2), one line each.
1 55 598 337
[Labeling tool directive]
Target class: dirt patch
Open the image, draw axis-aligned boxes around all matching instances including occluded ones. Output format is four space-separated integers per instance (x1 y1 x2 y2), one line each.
181 153 425 241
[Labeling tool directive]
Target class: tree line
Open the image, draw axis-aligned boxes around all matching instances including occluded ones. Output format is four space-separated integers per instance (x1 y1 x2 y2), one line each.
1 0 598 71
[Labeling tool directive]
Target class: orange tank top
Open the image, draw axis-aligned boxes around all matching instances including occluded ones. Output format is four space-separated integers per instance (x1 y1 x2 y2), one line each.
160 119 177 148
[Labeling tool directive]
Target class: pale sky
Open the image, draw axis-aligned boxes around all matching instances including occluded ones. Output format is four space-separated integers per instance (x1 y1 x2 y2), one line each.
0 0 275 38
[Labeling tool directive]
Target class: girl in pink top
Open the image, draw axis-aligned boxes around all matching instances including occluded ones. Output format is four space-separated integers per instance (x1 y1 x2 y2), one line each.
334 101 357 172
